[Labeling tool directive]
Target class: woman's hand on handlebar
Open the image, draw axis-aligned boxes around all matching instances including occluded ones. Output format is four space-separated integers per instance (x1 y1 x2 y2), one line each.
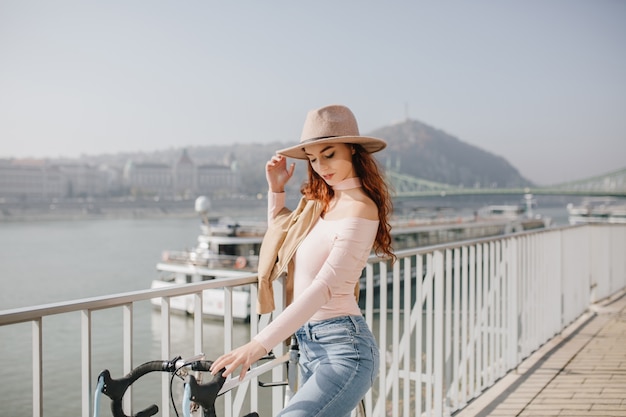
210 340 267 381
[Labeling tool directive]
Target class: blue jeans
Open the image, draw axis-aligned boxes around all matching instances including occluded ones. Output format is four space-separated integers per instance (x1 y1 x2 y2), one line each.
278 315 380 417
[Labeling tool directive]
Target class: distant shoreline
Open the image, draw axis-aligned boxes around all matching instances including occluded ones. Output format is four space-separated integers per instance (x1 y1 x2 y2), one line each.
0 197 268 223
1 194 577 224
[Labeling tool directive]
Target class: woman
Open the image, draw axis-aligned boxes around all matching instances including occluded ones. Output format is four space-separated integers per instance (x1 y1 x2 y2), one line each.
210 104 395 417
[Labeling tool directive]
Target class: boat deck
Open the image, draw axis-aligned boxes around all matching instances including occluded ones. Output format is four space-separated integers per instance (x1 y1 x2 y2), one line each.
455 290 626 417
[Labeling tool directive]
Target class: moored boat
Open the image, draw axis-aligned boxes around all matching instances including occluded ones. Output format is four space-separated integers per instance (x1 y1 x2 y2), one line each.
567 198 626 225
150 197 265 321
476 193 550 231
152 194 552 320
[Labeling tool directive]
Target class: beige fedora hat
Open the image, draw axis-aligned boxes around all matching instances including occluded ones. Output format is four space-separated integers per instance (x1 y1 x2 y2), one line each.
277 104 387 159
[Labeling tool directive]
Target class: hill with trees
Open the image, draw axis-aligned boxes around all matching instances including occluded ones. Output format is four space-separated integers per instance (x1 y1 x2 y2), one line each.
370 119 532 188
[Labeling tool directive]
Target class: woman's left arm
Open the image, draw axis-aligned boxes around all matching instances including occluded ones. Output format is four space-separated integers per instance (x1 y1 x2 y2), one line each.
253 219 377 354
211 219 376 380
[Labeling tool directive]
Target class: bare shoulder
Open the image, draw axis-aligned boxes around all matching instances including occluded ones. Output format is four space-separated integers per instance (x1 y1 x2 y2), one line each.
327 191 379 221
351 196 379 220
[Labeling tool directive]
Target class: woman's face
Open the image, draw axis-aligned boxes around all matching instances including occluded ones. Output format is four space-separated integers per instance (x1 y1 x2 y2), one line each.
303 142 356 186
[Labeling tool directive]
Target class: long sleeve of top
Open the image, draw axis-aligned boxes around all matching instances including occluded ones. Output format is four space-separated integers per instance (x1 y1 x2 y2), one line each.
267 191 286 224
254 192 378 352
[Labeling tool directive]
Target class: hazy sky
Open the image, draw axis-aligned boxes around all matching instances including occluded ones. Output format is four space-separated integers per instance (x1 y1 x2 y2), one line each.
1 1 624 185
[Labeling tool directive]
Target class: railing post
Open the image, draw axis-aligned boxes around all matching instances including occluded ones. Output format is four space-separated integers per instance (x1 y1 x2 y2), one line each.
425 253 434 415
378 261 388 415
193 292 203 355
507 238 519 369
433 250 444 416
391 259 401 417
249 283 259 413
488 241 496 385
160 297 171 417
123 304 133 413
468 245 476 397
452 247 461 409
444 248 452 410
459 247 468 406
81 309 92 417
32 318 43 417
260 275 288 414
415 253 424 417
402 255 412 417
475 243 483 393
481 243 489 388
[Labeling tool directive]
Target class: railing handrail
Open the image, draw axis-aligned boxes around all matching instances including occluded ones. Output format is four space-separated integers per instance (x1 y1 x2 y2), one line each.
0 274 258 326
372 222 582 261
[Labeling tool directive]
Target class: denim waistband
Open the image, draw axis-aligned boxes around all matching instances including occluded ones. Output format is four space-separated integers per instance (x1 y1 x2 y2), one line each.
302 315 365 338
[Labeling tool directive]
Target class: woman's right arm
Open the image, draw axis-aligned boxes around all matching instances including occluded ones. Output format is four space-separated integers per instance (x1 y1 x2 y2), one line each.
266 154 295 222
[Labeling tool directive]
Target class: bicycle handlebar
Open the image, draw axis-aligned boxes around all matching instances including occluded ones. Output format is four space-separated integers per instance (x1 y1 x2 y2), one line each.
96 355 274 417
98 360 172 417
98 357 218 417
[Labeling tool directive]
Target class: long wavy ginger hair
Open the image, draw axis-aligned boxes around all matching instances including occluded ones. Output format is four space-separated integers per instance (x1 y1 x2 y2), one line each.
301 144 395 261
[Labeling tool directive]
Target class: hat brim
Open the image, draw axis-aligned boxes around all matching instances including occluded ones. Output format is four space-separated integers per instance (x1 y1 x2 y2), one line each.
277 136 387 160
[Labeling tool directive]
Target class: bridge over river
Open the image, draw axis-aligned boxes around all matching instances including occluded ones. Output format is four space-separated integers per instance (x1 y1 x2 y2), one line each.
389 167 626 198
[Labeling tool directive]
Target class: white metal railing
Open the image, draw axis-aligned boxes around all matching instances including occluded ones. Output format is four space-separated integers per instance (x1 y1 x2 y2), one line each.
1 224 625 417
365 223 626 416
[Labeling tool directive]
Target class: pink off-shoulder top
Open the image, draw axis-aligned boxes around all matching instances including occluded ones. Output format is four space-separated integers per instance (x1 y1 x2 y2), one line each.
253 178 378 352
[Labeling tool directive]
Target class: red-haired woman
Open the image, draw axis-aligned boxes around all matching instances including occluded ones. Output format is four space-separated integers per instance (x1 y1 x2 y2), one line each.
211 104 394 417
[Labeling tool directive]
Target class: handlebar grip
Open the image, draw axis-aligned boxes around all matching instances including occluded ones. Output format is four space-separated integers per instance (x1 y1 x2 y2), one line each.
98 361 170 417
99 361 169 401
186 369 226 417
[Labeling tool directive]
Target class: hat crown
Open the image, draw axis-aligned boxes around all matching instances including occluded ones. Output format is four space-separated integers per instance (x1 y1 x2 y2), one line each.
277 104 386 159
300 105 360 143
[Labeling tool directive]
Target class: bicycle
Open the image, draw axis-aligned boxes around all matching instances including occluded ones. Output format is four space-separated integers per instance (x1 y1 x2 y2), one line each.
93 336 367 417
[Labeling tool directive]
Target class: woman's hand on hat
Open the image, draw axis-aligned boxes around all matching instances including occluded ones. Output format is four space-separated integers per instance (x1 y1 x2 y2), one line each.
266 154 295 193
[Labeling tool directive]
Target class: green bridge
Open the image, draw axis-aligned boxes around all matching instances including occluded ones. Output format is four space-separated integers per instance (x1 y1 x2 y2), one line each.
388 167 626 198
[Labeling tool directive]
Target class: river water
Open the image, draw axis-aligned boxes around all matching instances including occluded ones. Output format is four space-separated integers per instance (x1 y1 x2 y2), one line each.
0 216 261 417
0 200 572 416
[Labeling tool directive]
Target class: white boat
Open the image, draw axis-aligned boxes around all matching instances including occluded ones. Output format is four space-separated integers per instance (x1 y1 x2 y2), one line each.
476 194 551 231
567 198 626 225
152 194 552 320
151 196 266 321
